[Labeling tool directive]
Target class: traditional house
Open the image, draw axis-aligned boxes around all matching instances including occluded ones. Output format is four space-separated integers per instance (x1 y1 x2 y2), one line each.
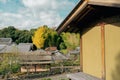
17 43 33 53
19 50 53 73
0 38 16 53
51 50 68 62
45 47 68 61
0 40 52 73
0 38 12 45
56 0 120 80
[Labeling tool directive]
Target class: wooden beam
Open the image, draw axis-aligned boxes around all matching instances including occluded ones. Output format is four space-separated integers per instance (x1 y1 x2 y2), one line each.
67 26 74 32
76 6 93 23
35 64 36 73
100 23 106 80
73 28 80 33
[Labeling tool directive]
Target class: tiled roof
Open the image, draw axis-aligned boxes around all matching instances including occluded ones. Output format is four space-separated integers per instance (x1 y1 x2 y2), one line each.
0 45 7 53
17 43 33 53
0 44 17 53
19 50 53 64
19 54 52 61
52 50 68 61
0 43 33 54
69 47 80 54
0 38 12 45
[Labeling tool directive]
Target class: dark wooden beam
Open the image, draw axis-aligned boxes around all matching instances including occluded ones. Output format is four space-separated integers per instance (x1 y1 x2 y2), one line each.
80 32 83 72
76 6 94 23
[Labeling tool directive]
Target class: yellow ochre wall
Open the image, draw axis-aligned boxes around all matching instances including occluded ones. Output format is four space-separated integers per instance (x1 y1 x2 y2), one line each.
82 26 102 78
105 23 120 80
81 22 120 79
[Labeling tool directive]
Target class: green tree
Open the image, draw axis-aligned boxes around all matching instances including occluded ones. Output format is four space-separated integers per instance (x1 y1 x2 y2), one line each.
0 26 33 44
15 30 32 44
60 32 80 50
44 29 61 49
30 28 37 35
0 26 16 41
32 25 61 49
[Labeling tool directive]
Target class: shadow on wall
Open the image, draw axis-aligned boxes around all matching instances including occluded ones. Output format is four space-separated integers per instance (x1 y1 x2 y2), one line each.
112 53 120 80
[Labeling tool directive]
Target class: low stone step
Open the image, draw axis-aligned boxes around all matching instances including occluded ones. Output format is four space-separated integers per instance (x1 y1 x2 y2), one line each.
67 72 101 80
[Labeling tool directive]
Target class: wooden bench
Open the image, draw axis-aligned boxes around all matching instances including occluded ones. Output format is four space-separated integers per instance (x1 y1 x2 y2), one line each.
67 72 101 80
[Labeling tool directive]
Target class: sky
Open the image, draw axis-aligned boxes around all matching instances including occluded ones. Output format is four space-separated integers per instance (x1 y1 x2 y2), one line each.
0 0 79 30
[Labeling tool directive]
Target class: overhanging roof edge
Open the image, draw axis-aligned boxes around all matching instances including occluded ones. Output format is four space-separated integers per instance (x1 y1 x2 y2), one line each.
56 0 88 34
56 0 120 34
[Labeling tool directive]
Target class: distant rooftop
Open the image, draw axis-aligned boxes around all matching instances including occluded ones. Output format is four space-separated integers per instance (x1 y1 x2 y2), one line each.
17 43 33 53
0 42 33 54
69 47 80 54
52 50 68 61
0 38 12 45
19 49 53 64
0 44 17 53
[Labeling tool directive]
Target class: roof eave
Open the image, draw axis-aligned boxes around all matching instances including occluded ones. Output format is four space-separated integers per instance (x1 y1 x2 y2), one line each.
56 0 88 34
56 0 120 34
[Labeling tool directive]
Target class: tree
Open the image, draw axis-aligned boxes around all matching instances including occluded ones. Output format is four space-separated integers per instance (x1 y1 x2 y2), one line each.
0 26 33 44
44 29 61 49
30 28 37 35
32 25 49 49
32 25 61 49
15 30 32 44
60 32 80 50
0 26 16 41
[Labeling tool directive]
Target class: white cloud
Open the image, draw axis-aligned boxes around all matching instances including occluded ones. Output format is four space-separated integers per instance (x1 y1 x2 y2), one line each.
22 0 49 8
39 11 62 26
0 0 77 30
0 10 62 30
22 0 75 10
2 13 23 18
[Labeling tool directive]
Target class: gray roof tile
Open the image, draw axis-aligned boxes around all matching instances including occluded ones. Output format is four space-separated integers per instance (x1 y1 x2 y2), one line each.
0 38 12 45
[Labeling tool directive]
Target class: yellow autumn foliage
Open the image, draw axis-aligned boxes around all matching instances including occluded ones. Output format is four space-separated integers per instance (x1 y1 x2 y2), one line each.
32 26 48 48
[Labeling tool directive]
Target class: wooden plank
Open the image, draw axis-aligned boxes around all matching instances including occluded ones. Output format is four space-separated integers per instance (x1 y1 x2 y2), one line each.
51 66 80 69
19 55 52 61
20 61 53 64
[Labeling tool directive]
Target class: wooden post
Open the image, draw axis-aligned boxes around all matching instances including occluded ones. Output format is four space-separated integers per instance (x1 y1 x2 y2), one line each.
100 23 106 80
80 34 83 72
35 64 36 72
